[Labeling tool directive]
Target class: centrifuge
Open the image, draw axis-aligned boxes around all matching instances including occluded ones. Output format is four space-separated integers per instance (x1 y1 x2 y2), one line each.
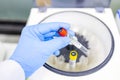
1 0 120 80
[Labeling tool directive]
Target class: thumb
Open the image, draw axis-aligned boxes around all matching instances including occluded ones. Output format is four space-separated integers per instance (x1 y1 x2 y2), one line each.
45 37 70 52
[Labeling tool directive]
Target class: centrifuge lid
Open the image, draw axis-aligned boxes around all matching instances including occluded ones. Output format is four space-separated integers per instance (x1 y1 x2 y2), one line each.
50 0 111 8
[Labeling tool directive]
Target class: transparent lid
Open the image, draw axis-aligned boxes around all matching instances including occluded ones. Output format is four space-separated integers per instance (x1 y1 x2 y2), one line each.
35 0 111 8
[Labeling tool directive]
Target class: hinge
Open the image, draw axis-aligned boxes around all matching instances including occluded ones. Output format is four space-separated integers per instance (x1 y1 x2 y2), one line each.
95 7 105 13
38 7 47 12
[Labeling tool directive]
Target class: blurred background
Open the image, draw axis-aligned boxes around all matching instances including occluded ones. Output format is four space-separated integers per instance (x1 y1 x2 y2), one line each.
0 0 120 22
0 0 120 35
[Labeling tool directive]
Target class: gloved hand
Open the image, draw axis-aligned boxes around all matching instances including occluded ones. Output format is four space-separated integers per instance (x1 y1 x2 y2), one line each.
10 22 74 78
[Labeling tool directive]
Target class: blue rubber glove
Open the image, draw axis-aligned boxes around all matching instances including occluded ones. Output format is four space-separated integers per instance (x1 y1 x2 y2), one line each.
10 22 74 78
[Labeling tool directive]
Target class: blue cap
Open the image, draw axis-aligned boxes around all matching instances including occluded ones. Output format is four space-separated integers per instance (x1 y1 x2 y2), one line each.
117 9 120 18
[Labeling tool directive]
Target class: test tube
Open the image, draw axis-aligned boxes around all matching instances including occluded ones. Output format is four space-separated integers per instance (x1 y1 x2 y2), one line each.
69 50 78 68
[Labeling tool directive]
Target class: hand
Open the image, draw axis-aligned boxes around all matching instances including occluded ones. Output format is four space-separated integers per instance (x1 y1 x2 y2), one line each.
10 22 74 78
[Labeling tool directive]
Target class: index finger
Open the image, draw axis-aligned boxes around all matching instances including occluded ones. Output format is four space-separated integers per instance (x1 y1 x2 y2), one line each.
36 22 70 34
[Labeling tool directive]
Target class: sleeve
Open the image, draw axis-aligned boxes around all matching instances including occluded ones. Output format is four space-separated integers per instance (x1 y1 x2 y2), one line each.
0 60 25 80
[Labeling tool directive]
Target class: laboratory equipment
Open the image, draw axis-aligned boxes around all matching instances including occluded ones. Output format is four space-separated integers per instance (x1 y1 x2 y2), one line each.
39 11 114 76
26 0 120 80
69 50 78 68
0 0 120 80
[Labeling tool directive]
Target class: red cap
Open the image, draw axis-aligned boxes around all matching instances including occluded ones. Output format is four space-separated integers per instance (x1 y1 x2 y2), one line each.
58 28 67 37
